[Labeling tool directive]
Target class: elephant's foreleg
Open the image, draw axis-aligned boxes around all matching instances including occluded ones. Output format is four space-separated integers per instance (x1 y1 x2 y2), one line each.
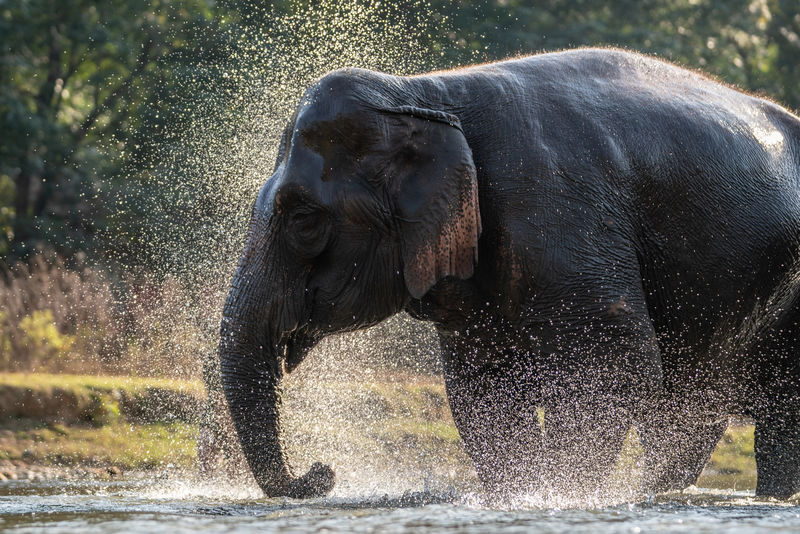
637 415 727 494
443 359 543 495
533 308 662 495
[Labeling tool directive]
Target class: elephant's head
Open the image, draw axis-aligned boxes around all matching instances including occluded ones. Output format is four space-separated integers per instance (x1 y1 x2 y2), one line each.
219 69 481 497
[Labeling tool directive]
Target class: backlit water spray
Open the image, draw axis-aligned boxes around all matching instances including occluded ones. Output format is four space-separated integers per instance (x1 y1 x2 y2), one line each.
124 0 486 501
6 3 800 529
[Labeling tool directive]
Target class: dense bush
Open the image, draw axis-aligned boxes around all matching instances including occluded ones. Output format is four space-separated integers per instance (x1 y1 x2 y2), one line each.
0 254 216 377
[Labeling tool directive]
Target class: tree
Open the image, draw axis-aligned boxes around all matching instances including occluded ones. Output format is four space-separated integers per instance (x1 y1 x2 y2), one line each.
429 0 797 110
763 0 800 110
0 0 227 260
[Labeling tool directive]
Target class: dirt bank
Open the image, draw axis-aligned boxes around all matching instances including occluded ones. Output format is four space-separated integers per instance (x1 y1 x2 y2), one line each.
0 373 204 425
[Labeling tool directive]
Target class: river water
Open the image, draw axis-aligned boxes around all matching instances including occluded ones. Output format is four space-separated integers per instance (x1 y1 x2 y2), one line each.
3 478 800 533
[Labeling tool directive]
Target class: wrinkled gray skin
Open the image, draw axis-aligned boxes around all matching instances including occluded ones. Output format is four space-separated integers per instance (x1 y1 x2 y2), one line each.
217 49 800 499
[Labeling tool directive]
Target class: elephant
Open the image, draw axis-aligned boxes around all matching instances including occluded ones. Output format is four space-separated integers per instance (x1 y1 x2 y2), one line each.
218 47 800 499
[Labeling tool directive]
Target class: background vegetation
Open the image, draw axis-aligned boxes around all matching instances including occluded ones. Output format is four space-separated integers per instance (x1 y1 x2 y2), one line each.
1 0 799 376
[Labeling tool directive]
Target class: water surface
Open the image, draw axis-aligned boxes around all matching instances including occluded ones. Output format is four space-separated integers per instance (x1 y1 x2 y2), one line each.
2 479 800 533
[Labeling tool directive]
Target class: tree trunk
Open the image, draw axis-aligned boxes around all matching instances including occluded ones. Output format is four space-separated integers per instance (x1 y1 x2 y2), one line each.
13 169 33 247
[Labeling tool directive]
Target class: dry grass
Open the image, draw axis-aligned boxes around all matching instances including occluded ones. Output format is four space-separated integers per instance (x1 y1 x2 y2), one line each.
0 253 441 379
0 253 219 378
0 253 120 374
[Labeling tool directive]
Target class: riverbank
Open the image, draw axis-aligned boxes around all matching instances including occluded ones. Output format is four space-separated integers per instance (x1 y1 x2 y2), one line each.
0 373 757 491
0 373 201 482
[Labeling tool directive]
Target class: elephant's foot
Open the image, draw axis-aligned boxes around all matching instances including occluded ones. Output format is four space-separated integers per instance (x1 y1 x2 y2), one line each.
475 455 546 500
278 463 336 498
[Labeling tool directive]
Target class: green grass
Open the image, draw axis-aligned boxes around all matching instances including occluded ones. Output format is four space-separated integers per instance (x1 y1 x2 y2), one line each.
0 372 203 395
0 419 196 470
0 373 201 470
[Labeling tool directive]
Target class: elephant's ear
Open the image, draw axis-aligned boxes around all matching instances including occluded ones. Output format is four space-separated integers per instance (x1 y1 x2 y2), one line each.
382 106 481 299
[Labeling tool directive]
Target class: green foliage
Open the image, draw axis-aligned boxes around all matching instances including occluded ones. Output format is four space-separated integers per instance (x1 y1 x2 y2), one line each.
84 393 122 427
0 0 228 260
701 424 757 489
18 309 76 365
429 0 800 111
1 0 799 269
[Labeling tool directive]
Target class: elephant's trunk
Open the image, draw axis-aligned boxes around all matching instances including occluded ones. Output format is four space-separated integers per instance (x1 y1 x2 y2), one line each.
219 215 334 498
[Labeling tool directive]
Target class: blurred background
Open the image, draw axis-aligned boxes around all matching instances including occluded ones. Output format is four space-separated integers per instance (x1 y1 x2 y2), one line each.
0 0 795 485
2 0 799 378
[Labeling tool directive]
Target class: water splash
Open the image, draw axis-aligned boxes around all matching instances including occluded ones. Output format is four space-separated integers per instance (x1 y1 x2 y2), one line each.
137 0 450 286
118 0 479 499
118 0 454 371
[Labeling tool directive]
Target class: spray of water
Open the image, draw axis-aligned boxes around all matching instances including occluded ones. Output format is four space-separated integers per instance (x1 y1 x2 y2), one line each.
133 4 439 274
118 0 494 500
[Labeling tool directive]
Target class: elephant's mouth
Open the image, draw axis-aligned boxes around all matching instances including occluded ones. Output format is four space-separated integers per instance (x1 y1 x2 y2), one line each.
281 328 321 373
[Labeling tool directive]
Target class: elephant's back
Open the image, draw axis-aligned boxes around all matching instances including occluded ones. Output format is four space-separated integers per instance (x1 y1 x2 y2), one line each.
443 49 800 209
450 49 800 361
513 51 800 360
492 48 799 177
486 49 800 271
454 48 800 260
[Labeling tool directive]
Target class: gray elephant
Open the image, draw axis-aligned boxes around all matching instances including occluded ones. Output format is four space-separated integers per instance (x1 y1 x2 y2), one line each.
217 48 800 499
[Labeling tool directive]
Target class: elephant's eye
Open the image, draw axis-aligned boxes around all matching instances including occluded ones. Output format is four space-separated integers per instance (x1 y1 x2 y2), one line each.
289 211 317 237
287 209 330 257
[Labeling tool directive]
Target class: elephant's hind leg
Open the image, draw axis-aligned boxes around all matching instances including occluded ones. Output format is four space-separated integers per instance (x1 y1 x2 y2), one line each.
755 409 800 498
753 311 800 498
637 415 727 494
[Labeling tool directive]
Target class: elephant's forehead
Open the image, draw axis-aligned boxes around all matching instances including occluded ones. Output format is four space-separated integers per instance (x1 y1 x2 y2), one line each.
278 144 364 203
296 111 379 163
289 97 381 179
294 89 361 129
